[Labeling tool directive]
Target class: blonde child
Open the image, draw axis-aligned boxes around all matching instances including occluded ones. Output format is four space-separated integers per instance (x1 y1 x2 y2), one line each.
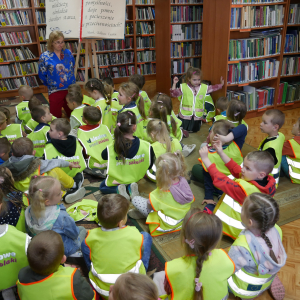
25 176 87 257
171 66 224 132
228 193 286 300
15 85 34 126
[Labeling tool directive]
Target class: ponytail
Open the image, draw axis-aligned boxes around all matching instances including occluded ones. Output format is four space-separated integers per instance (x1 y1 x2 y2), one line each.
103 81 113 106
137 94 147 120
147 119 172 152
85 78 110 104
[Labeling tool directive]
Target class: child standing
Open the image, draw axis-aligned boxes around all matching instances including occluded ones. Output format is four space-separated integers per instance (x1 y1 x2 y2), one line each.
0 137 11 165
66 91 87 130
171 67 224 132
25 176 87 257
0 111 25 144
15 85 34 126
228 193 286 300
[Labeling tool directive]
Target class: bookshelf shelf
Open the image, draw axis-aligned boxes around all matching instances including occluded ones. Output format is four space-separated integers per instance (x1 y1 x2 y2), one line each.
2 8 32 11
136 48 156 51
227 77 278 87
171 39 202 42
283 52 300 55
287 23 300 26
0 58 39 64
1 74 38 79
135 4 155 6
0 42 38 48
170 3 203 6
37 24 46 26
231 2 286 7
171 21 203 25
280 74 300 78
1 25 35 28
136 34 155 36
230 25 284 32
228 54 281 63
171 55 202 59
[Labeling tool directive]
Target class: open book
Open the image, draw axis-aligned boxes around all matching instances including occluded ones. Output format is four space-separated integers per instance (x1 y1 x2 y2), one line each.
45 0 126 40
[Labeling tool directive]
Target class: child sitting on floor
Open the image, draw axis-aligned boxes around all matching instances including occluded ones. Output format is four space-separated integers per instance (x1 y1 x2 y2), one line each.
15 85 34 126
68 83 95 106
0 111 25 144
0 137 11 165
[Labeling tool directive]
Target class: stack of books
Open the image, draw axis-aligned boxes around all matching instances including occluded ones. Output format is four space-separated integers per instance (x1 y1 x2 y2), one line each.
277 81 300 104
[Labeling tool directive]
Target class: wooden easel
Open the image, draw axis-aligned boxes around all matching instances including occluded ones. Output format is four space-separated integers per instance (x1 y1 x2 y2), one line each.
74 39 100 85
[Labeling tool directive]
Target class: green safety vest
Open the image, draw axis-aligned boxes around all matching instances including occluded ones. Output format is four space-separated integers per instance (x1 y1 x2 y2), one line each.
85 226 146 299
258 132 285 187
77 125 113 169
168 113 183 141
83 95 95 106
0 224 30 291
228 225 282 299
146 189 194 236
25 116 56 133
164 250 235 300
214 179 261 240
1 124 22 144
17 266 91 300
71 105 86 127
93 98 107 123
105 140 150 186
16 101 31 125
286 139 300 184
27 126 49 158
93 98 113 131
44 141 86 177
121 105 145 139
110 99 123 132
214 114 248 130
112 91 119 100
15 195 30 233
137 91 151 117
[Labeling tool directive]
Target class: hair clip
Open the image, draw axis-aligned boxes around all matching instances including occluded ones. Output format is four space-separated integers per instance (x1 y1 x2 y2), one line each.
157 100 163 104
193 71 197 74
129 118 131 126
195 279 202 292
131 93 136 98
33 175 38 179
185 239 195 249
90 84 93 87
128 112 133 116
234 112 240 117
39 189 42 192
117 122 121 127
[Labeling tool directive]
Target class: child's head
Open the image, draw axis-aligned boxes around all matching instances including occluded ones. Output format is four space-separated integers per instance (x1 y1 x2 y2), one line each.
102 77 115 88
181 209 222 299
68 83 82 94
31 105 52 124
12 137 34 157
97 194 129 229
0 111 7 131
28 97 42 112
49 118 70 140
82 106 101 125
292 117 300 136
109 273 158 300
85 78 109 102
29 176 62 219
260 109 285 135
226 99 247 124
147 119 172 152
114 111 137 163
156 151 186 191
0 137 11 161
216 96 229 113
0 107 11 125
27 230 65 276
66 91 83 110
241 193 279 263
118 82 139 105
129 74 145 90
18 85 34 101
210 120 234 145
185 66 202 87
242 151 275 181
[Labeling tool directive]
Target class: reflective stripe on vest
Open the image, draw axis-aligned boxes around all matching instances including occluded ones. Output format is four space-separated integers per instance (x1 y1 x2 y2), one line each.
223 195 242 213
156 224 182 233
234 269 276 285
288 165 300 180
90 279 109 297
215 210 245 230
157 211 183 226
286 156 300 180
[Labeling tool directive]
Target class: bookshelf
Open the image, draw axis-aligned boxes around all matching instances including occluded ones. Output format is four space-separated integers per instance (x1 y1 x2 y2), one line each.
202 0 300 119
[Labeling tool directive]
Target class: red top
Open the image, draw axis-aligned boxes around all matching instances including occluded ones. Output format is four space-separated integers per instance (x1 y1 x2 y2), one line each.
79 124 99 131
282 136 300 158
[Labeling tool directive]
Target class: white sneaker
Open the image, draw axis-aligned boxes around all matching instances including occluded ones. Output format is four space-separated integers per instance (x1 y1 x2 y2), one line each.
130 182 139 199
182 144 196 157
118 184 130 201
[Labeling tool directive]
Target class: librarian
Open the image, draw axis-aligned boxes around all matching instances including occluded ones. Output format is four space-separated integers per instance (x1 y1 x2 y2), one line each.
38 31 76 118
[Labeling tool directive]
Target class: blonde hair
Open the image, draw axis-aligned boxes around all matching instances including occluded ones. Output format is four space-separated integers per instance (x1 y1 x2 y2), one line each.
156 151 186 191
28 176 58 219
147 119 172 152
47 31 65 52
103 81 113 105
0 111 6 125
18 85 34 100
226 99 247 124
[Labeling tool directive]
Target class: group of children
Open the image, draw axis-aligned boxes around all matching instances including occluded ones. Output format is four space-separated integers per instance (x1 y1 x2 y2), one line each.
0 66 296 299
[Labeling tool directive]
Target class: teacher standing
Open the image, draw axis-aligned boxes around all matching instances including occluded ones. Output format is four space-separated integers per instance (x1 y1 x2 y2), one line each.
38 31 76 118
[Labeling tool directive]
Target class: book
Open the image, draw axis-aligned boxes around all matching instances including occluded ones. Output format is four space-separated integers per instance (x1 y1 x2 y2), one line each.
0 30 32 46
277 81 300 104
171 41 202 58
0 10 30 26
281 56 300 76
284 29 300 53
171 6 203 23
171 24 202 41
288 4 300 25
0 0 29 9
0 46 35 62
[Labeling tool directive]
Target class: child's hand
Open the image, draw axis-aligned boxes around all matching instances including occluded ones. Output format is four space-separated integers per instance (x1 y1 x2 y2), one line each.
199 146 208 160
202 199 217 205
69 162 80 169
213 134 228 144
173 76 179 84
220 76 224 86
212 139 223 154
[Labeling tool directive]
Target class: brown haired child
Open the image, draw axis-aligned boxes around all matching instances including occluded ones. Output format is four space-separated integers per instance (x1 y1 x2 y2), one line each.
0 137 11 165
0 111 25 144
16 85 34 126
66 91 86 130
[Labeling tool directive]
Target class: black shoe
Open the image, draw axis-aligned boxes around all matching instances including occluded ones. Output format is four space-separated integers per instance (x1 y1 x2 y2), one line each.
73 172 84 189
83 168 106 179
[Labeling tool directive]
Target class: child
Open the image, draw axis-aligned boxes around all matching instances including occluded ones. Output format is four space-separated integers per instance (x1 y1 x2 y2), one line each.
146 119 182 182
77 106 113 178
0 111 25 144
108 273 159 300
259 109 285 186
118 82 147 139
81 194 152 299
25 176 87 257
129 74 151 116
68 82 95 106
281 117 300 183
15 85 34 126
199 144 276 240
132 152 194 236
156 209 235 299
24 98 46 133
17 230 95 299
0 137 11 165
215 96 229 117
99 111 154 200
228 193 287 300
103 76 119 100
171 67 224 132
27 105 53 157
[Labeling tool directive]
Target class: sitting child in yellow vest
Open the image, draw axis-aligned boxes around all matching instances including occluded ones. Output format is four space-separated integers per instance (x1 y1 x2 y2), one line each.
15 85 34 126
199 143 276 240
27 105 53 157
153 209 235 300
78 106 113 179
0 137 11 165
193 119 247 203
81 194 152 299
281 117 300 183
228 193 287 300
2 137 84 204
68 83 95 106
99 111 154 200
259 109 285 187
131 152 194 236
108 273 159 300
25 176 87 257
17 230 95 300
146 119 182 182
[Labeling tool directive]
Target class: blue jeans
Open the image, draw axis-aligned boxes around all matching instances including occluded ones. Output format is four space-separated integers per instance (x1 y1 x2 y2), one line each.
99 181 134 195
281 155 290 179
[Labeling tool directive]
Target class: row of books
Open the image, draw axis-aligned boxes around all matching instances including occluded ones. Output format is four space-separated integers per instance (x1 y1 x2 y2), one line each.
0 46 35 61
136 21 155 35
288 4 300 25
227 59 280 84
0 61 38 77
35 10 45 24
171 24 202 41
278 81 300 104
171 0 203 3
281 56 300 77
137 36 155 48
137 50 155 62
76 70 87 82
135 0 154 4
0 76 39 91
172 58 201 74
38 27 46 40
33 0 45 7
284 29 300 53
0 30 32 45
0 10 30 26
171 6 203 23
137 63 156 75
230 5 284 29
126 0 132 4
125 23 134 35
135 7 155 20
227 86 275 111
111 65 135 78
228 34 281 61
40 43 46 53
171 41 202 58
231 1 284 4
0 0 29 9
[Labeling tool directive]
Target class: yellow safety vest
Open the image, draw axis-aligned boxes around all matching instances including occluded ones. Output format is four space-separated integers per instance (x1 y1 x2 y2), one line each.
25 116 56 133
286 139 300 184
214 114 248 130
71 105 86 127
27 126 49 157
16 101 31 124
83 95 95 106
168 113 183 141
1 124 22 144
